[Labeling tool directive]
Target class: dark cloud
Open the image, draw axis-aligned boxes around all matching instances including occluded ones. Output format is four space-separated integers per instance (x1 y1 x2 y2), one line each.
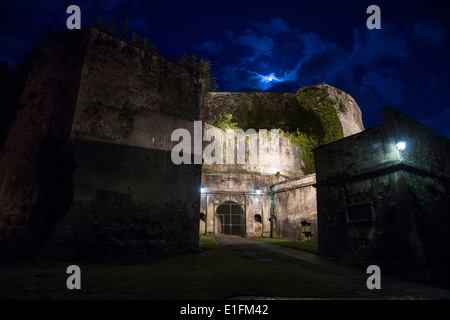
413 19 448 46
212 18 423 132
234 29 275 57
422 108 450 138
253 17 292 35
283 39 349 85
199 40 223 54
218 65 263 92
361 70 405 106
205 11 448 138
350 23 409 65
0 0 448 137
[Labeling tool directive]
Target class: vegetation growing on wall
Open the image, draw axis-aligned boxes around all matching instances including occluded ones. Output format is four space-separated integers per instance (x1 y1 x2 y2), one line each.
214 113 238 131
228 85 345 174
336 97 347 113
178 54 218 94
287 130 318 175
295 85 344 145
96 15 159 56
235 95 278 130
234 94 299 130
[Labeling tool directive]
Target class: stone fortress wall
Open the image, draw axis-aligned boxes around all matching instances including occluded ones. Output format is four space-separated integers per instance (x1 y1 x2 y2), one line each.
0 27 204 258
0 27 367 259
200 87 365 240
313 107 450 284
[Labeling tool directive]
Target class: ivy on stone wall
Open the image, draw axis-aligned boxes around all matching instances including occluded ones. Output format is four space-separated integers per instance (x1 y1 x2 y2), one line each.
287 130 318 175
235 95 278 130
285 85 344 174
234 94 298 131
295 85 344 145
229 84 345 175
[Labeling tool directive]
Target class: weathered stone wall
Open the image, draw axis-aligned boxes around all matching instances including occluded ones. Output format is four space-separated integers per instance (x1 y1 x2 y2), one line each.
314 107 450 283
56 28 203 258
271 175 317 242
199 120 316 239
199 85 365 241
324 85 364 138
0 30 90 257
202 92 295 124
380 107 450 178
315 107 450 184
203 86 364 138
200 173 319 242
0 28 204 259
202 123 302 178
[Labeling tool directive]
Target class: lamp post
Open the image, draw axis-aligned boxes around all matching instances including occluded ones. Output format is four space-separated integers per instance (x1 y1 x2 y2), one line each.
254 187 263 236
269 186 275 239
200 185 207 235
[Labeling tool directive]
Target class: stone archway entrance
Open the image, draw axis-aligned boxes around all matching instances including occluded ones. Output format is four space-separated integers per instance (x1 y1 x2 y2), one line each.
216 201 246 236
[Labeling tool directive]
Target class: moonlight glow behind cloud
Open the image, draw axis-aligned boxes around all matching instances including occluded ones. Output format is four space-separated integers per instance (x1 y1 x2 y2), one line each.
0 0 449 137
258 73 283 89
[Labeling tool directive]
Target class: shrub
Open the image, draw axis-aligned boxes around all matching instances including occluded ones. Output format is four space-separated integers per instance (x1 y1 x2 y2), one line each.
214 113 238 131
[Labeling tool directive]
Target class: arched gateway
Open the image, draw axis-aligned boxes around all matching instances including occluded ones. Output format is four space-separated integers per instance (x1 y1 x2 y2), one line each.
216 201 246 236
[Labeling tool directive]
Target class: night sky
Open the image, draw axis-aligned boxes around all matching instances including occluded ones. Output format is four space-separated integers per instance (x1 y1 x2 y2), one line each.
1 0 449 137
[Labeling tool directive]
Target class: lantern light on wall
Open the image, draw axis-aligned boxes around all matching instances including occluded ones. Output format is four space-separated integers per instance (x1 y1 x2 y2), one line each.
396 141 406 152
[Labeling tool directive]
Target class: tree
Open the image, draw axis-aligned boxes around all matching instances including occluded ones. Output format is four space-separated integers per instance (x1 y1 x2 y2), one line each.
178 54 218 93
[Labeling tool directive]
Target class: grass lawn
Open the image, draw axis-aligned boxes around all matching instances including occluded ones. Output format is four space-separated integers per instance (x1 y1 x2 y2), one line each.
0 235 417 300
251 237 318 253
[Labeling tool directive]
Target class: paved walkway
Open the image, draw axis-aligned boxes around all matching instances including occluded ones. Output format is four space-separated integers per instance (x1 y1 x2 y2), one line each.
215 235 450 299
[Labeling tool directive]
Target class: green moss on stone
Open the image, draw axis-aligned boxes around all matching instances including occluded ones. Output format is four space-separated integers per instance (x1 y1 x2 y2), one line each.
285 130 318 175
295 85 344 145
230 84 345 174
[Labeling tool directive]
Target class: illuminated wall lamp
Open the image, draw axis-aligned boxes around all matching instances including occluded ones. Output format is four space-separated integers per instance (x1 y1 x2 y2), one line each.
396 141 406 152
